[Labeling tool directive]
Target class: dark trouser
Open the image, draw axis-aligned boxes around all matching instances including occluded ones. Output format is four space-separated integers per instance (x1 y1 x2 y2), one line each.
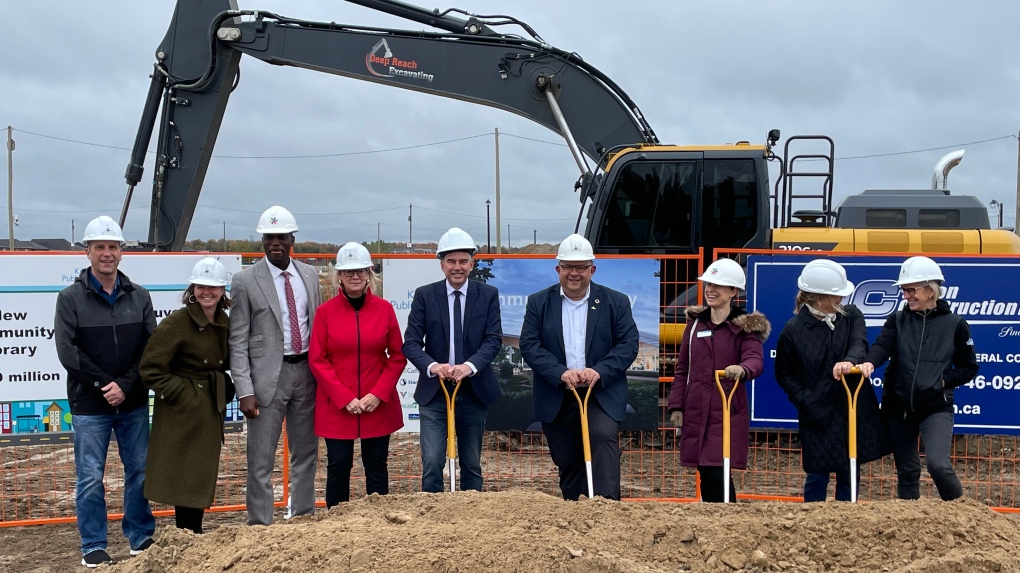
174 506 204 534
543 391 621 501
804 468 860 502
418 382 487 493
324 435 391 507
885 408 962 501
698 465 736 503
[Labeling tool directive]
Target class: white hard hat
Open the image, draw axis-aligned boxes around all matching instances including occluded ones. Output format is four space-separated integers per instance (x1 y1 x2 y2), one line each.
797 259 854 297
436 227 476 259
82 216 125 245
894 256 944 286
255 205 299 234
189 257 229 287
556 234 596 262
336 242 373 270
698 258 745 289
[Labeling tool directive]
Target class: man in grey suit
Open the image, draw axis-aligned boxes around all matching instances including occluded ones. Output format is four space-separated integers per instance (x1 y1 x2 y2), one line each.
229 205 321 525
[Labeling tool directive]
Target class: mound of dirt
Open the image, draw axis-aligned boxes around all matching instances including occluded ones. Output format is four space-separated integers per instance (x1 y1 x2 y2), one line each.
116 490 1019 573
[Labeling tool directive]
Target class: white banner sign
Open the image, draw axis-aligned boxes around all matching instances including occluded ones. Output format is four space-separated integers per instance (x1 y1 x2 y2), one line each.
381 258 444 433
0 254 242 404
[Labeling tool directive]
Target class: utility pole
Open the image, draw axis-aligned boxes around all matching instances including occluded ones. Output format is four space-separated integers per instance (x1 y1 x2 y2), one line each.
222 221 227 251
1015 129 1020 236
494 127 501 253
71 220 75 245
407 203 413 248
7 126 14 251
533 229 537 245
377 222 381 254
507 223 511 253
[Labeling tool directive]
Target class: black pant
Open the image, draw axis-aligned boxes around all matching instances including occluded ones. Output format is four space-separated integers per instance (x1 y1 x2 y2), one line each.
174 506 204 534
543 391 622 501
698 466 736 503
324 435 391 507
885 408 962 501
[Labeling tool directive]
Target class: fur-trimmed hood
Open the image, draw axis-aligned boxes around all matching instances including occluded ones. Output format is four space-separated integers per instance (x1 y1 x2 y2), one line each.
685 305 771 341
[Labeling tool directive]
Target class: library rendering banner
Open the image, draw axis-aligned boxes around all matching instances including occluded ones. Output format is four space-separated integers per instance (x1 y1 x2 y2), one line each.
746 255 1020 436
0 254 242 436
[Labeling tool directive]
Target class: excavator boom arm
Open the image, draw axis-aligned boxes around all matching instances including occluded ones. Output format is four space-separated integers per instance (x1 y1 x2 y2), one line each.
128 0 657 250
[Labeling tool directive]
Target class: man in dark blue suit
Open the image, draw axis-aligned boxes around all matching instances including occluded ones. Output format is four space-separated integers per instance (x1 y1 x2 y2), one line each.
403 228 503 492
520 234 639 501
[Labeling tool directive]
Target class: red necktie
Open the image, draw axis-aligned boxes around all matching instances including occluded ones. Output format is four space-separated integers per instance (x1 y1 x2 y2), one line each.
283 271 302 354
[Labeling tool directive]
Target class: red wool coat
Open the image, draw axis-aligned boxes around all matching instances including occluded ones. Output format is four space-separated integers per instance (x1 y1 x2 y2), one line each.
667 306 770 469
310 291 406 439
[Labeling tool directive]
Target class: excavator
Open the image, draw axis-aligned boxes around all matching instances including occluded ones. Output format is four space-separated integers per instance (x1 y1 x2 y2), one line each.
122 0 1020 349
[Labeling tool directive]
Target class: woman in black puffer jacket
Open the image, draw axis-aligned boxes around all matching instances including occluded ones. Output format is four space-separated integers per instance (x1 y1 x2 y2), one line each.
861 256 978 501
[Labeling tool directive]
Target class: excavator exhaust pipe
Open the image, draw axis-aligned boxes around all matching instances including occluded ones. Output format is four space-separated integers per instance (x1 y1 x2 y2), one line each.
932 149 964 194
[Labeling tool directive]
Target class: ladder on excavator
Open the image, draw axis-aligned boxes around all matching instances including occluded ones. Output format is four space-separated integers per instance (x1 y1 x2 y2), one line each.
771 135 835 228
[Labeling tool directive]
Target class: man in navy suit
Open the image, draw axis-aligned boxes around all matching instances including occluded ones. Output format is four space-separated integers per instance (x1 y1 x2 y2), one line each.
403 228 503 492
520 234 639 501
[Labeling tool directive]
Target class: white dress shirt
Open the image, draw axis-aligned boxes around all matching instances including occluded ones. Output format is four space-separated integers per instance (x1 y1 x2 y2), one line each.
426 280 477 377
268 259 310 355
560 286 590 370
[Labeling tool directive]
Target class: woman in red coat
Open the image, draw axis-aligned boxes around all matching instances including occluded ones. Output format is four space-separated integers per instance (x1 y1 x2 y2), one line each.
667 258 770 502
310 242 405 507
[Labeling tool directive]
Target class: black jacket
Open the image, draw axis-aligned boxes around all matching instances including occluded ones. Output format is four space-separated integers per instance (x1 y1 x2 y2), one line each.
775 305 889 473
864 299 978 414
54 269 156 415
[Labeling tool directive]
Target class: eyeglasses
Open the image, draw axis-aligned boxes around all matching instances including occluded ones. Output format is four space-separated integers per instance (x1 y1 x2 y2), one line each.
900 285 930 296
341 269 369 277
559 264 593 273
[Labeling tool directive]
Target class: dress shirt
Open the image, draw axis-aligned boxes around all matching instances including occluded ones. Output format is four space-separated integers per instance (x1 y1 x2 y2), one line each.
267 259 310 355
560 286 590 370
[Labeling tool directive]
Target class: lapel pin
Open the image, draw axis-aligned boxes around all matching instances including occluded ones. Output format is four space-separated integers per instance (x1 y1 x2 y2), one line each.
591 306 596 310
594 299 600 304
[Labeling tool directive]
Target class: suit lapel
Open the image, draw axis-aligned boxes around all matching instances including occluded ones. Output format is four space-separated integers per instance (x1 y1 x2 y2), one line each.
463 282 478 330
549 286 566 358
255 259 283 329
584 284 602 357
435 281 450 343
296 260 318 318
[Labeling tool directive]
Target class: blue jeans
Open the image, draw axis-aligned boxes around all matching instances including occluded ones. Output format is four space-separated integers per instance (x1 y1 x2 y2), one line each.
418 384 487 493
804 468 860 502
72 407 155 554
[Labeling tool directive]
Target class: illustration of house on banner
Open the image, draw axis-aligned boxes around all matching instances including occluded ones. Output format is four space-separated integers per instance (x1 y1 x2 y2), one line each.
45 402 64 432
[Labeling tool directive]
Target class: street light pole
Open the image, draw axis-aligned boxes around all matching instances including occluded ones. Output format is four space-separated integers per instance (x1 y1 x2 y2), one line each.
533 229 537 244
990 199 1004 228
485 199 491 254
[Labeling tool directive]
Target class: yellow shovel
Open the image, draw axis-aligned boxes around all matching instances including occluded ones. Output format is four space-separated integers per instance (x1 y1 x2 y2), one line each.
713 369 742 503
570 386 595 499
839 367 866 503
438 377 462 493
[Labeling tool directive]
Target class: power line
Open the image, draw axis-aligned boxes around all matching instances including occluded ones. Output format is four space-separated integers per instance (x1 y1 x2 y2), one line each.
12 128 494 159
413 205 573 222
10 126 1016 163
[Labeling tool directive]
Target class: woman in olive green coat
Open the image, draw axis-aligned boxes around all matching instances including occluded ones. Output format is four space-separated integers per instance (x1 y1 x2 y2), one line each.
140 258 233 534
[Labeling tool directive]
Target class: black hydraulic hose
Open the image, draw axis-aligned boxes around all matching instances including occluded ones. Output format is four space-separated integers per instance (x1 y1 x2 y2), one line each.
172 10 251 92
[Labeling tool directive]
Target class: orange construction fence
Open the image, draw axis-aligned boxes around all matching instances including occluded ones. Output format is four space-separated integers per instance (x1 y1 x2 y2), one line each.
1 251 1018 528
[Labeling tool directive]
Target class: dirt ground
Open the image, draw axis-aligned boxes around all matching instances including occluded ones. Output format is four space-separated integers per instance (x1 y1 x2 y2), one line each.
3 491 1018 573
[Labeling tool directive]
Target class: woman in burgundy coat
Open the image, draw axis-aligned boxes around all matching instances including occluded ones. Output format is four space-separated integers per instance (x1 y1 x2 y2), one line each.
667 259 770 502
310 242 405 507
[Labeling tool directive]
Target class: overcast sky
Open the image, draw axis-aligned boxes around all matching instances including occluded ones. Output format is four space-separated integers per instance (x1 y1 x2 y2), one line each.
2 0 1018 248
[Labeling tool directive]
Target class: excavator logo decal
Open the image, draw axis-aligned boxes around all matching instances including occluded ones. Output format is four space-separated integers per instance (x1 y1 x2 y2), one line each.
366 38 435 83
